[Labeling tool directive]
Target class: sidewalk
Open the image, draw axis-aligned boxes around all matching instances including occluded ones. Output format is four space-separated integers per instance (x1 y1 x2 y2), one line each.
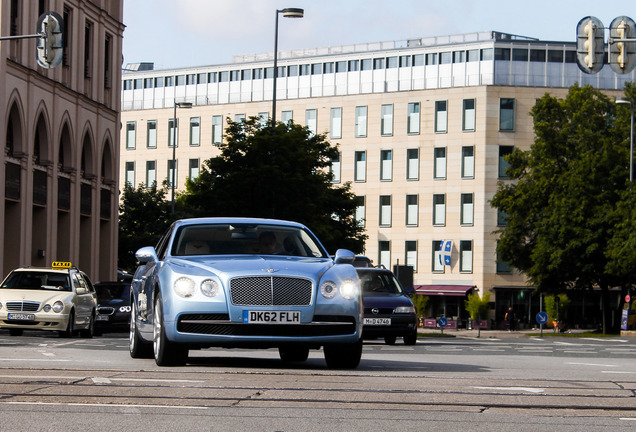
417 327 589 339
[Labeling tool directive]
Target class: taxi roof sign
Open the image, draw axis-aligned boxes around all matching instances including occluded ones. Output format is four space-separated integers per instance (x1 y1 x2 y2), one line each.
52 261 72 269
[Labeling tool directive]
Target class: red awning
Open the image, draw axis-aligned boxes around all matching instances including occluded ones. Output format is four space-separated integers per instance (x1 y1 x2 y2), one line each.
414 285 474 296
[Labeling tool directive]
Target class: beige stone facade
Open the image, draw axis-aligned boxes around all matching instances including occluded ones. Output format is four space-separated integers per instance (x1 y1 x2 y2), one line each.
1 0 124 281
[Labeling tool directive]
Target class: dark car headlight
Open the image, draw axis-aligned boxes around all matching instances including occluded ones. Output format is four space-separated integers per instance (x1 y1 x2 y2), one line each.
394 306 416 314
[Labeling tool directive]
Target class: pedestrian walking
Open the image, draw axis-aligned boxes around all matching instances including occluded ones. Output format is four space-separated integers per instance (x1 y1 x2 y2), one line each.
505 307 516 331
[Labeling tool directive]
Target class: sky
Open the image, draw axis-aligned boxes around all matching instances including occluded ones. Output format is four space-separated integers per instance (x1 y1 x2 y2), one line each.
122 0 635 70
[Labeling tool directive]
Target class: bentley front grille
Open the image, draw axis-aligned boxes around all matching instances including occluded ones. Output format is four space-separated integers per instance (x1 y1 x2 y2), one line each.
229 276 312 306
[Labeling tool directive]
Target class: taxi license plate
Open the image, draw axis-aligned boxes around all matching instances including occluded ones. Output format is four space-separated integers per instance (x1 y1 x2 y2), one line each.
243 310 300 324
8 313 35 321
364 318 391 326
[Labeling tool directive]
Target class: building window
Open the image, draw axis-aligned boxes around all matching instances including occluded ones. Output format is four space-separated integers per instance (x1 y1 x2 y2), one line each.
462 146 475 178
497 209 508 226
460 240 473 273
126 122 136 149
463 99 475 131
258 112 268 127
330 152 341 183
379 241 391 269
355 106 367 137
146 161 156 187
435 101 447 133
406 195 418 226
168 119 176 148
407 102 420 134
83 20 92 78
167 160 177 188
406 148 419 180
189 117 200 146
330 107 342 139
125 162 135 187
104 34 112 89
235 113 246 123
432 240 444 273
355 151 366 182
381 104 393 136
379 195 392 227
281 110 293 124
147 120 157 149
434 147 446 179
380 150 392 181
189 158 199 180
496 242 512 273
355 196 365 227
499 98 515 131
433 194 446 226
461 193 474 225
499 146 514 178
212 115 223 144
305 109 317 136
405 241 417 272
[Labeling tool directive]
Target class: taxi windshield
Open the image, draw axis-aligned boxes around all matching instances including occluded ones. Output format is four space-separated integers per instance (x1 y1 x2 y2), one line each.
1 271 71 291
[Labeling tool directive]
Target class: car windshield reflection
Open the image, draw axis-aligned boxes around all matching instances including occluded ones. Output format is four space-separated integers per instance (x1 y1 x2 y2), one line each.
1 272 72 291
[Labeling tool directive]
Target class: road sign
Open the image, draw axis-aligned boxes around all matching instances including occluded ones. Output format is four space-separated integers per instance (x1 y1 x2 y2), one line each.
626 295 631 303
536 312 549 325
438 317 448 328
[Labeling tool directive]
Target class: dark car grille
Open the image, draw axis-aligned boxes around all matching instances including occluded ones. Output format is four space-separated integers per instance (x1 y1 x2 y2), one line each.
229 276 312 306
6 301 40 312
177 313 355 337
97 307 115 316
364 307 395 315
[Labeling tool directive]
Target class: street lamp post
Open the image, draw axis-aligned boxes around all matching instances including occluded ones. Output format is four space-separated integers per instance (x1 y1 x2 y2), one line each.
272 7 303 126
171 101 193 215
616 97 634 182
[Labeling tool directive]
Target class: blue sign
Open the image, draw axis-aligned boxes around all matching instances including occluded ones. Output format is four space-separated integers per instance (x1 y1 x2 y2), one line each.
536 312 549 325
438 317 448 328
439 240 452 266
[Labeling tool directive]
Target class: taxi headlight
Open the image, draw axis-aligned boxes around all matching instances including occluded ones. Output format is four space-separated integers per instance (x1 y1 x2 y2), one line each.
43 304 51 312
52 301 64 313
339 279 358 300
395 306 416 314
320 281 337 299
0 302 3 310
174 277 195 298
200 279 219 297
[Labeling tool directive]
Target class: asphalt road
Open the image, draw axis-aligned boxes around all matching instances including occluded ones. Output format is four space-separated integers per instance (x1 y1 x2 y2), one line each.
0 331 635 431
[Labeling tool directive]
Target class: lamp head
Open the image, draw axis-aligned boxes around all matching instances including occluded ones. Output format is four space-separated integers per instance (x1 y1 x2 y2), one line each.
281 8 304 18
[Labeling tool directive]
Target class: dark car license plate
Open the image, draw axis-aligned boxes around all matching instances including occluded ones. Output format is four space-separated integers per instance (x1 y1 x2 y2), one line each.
8 313 35 321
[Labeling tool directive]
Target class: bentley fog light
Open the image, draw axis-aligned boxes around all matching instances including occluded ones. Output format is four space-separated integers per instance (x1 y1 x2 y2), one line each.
339 279 358 300
200 279 219 297
320 281 337 299
52 301 64 313
174 277 195 298
395 306 416 314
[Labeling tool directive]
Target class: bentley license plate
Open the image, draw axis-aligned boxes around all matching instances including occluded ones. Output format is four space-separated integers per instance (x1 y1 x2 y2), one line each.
243 310 301 324
364 318 391 325
8 313 35 321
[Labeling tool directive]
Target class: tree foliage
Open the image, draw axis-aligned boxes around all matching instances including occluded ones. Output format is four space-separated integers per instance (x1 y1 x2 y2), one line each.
491 84 636 331
179 117 367 253
118 182 173 272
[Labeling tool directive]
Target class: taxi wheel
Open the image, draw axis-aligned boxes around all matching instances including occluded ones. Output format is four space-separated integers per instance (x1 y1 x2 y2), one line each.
129 299 153 359
384 335 397 345
9 329 23 336
278 346 310 362
59 310 75 338
153 294 188 366
324 339 363 369
403 330 417 346
80 313 94 338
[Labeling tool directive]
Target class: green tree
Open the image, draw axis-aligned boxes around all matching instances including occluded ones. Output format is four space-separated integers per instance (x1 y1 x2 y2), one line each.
544 294 571 325
491 84 636 333
118 182 173 272
465 292 490 337
412 295 429 322
180 117 367 253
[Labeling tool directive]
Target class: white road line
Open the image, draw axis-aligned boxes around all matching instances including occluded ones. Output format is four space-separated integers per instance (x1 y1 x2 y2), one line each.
620 418 636 421
602 371 636 374
473 386 545 394
0 358 69 362
2 401 207 410
566 362 618 367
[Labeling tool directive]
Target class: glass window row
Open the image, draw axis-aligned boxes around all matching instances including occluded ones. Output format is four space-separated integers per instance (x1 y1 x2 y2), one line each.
375 240 476 274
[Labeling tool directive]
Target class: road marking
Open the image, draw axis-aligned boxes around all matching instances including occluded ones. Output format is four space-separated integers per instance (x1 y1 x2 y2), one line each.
566 362 617 367
583 338 628 343
2 401 207 410
0 358 69 362
602 371 636 374
620 418 636 421
473 386 545 393
41 352 55 357
92 377 112 384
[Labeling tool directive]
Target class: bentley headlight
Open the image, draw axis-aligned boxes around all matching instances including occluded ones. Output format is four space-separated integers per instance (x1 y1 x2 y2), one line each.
320 281 337 299
200 279 220 297
339 279 358 300
52 301 64 313
395 306 416 314
43 304 51 312
174 277 195 298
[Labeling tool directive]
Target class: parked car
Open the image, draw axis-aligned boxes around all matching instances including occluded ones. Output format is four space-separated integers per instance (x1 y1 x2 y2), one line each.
129 217 363 368
357 267 418 345
0 262 97 338
95 281 131 334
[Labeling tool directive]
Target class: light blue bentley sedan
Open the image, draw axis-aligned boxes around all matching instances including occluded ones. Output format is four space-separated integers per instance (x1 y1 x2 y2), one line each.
129 218 363 368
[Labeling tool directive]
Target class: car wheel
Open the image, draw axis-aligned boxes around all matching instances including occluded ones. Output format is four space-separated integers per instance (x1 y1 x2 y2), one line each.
403 330 417 346
384 335 397 345
279 346 310 362
9 329 23 336
323 339 363 369
153 293 188 366
79 312 95 338
129 299 153 359
59 310 75 338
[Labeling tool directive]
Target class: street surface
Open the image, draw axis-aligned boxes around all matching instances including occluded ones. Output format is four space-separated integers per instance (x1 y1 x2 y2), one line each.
0 331 634 431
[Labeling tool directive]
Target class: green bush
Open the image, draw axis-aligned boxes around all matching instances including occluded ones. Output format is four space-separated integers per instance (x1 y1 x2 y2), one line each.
465 292 490 321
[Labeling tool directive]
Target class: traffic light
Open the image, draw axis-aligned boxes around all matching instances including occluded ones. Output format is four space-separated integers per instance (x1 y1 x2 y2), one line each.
576 16 605 74
609 16 636 74
36 12 64 69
